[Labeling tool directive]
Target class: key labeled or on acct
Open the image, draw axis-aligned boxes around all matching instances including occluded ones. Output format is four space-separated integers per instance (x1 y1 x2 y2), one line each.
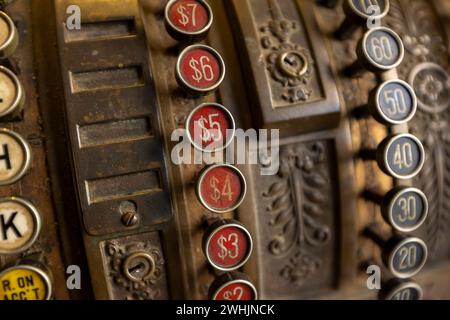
0 128 32 185
176 44 225 95
165 0 213 41
0 66 25 118
209 272 257 300
196 164 247 213
0 11 18 59
186 103 235 152
0 197 41 254
203 219 253 272
0 264 52 300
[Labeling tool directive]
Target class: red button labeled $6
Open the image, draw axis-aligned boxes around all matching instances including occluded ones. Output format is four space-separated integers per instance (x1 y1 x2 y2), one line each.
187 103 235 152
196 164 246 213
203 219 253 271
176 44 225 95
209 272 257 300
165 0 213 41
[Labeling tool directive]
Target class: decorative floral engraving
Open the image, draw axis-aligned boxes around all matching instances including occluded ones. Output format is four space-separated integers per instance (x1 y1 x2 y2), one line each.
263 142 331 286
104 240 165 300
259 0 314 103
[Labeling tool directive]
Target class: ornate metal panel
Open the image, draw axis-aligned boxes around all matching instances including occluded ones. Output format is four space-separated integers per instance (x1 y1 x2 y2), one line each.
228 0 341 136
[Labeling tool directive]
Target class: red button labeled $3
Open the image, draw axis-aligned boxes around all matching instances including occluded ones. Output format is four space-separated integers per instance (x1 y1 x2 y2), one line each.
196 164 246 213
209 272 257 300
203 220 253 271
165 0 213 41
176 44 225 95
187 103 235 152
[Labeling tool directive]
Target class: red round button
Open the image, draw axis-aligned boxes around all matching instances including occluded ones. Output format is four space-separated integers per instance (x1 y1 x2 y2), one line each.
196 164 246 213
176 45 225 94
166 0 211 34
213 281 256 300
187 103 235 152
204 221 252 271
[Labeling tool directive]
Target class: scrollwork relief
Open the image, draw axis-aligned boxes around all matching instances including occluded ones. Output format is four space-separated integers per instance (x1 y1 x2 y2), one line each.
259 0 314 104
263 142 331 287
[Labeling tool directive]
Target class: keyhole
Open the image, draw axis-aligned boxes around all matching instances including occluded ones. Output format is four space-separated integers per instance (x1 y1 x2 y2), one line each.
278 50 308 78
284 55 298 68
123 252 156 282
128 261 145 275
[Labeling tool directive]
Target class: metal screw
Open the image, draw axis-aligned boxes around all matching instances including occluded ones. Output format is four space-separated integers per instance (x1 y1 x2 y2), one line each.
121 211 138 227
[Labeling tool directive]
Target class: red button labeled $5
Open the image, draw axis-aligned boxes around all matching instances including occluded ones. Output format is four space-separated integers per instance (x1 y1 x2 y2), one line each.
176 44 225 95
165 0 213 41
203 220 253 271
209 272 257 300
196 164 246 213
187 103 235 152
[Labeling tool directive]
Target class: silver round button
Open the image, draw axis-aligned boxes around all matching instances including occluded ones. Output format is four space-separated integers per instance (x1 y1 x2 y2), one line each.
0 197 41 254
0 128 32 185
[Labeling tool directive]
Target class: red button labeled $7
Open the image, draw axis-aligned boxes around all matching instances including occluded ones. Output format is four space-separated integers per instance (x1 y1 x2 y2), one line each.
165 0 213 41
176 44 225 95
209 272 257 300
187 103 235 152
196 164 246 213
203 219 253 271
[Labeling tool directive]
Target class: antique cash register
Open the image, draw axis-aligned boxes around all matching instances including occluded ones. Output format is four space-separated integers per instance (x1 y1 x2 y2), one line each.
0 0 449 300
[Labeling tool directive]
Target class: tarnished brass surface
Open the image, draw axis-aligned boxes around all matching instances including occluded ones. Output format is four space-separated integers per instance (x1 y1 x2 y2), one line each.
0 0 448 300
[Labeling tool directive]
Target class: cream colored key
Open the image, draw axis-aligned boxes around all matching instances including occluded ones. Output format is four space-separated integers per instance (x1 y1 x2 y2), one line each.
0 197 41 254
0 11 18 59
0 66 24 117
0 128 31 185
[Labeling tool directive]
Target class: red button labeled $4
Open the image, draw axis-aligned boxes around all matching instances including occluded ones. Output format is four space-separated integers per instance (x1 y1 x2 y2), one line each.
187 103 235 152
196 164 246 213
176 44 225 95
209 272 257 300
203 220 253 271
165 0 212 41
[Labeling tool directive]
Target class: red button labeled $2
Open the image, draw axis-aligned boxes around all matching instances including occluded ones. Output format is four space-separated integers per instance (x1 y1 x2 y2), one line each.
196 164 246 213
165 0 212 40
209 272 257 300
176 45 225 95
187 103 235 152
203 220 253 271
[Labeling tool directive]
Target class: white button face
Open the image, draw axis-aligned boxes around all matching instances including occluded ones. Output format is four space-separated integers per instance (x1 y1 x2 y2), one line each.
0 198 41 254
0 129 32 185
0 66 24 117
0 11 18 59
